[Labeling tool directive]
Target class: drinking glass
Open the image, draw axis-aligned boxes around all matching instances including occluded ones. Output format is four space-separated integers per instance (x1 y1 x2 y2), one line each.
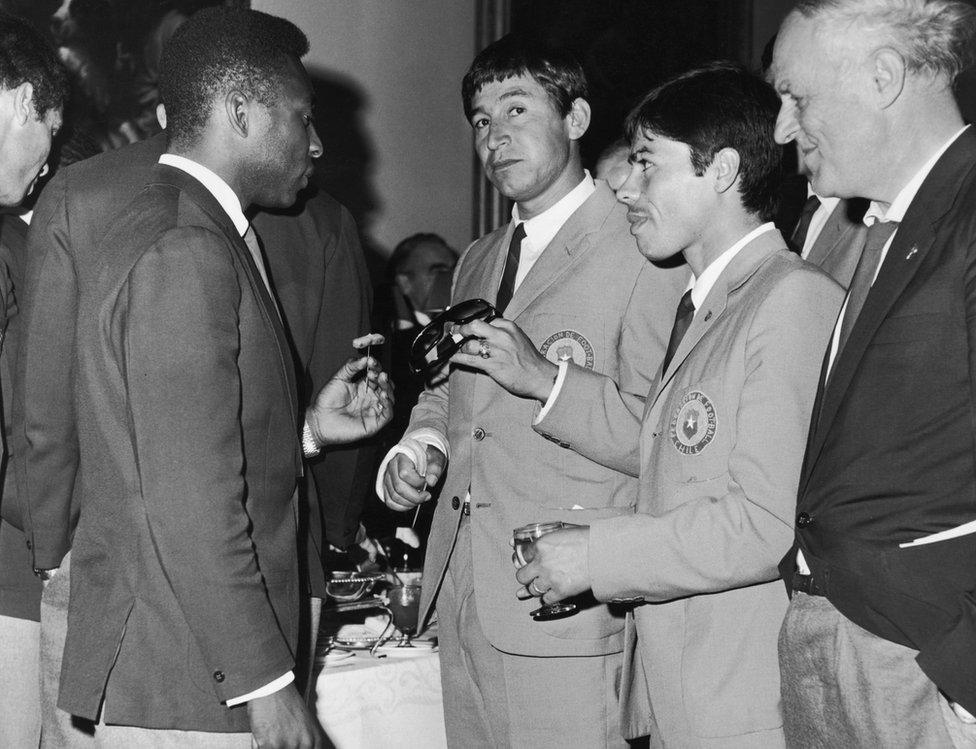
512 521 578 621
386 584 422 646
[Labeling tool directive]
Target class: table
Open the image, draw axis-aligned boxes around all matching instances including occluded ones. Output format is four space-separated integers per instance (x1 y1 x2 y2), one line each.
314 649 447 748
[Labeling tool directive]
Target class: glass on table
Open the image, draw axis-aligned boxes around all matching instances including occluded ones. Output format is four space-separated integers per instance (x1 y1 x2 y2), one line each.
512 521 578 621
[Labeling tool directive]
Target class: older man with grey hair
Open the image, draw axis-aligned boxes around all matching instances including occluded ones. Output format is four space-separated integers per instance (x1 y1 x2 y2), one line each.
770 1 976 746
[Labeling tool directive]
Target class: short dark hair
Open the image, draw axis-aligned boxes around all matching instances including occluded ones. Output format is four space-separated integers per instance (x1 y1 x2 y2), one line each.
0 11 68 120
462 33 587 121
388 233 456 277
159 7 309 146
625 62 783 221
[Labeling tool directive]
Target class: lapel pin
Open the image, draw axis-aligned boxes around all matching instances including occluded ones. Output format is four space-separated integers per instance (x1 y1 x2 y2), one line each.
905 246 918 260
704 311 712 321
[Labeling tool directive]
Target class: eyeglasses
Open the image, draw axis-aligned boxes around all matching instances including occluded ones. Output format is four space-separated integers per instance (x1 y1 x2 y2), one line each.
409 298 498 374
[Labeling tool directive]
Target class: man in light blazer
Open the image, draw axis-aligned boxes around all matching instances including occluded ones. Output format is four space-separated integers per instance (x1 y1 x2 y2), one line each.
378 33 686 747
793 191 867 289
487 64 843 746
52 9 389 745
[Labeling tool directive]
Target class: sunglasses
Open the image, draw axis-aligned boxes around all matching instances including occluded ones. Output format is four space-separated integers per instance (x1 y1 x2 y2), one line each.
409 298 498 375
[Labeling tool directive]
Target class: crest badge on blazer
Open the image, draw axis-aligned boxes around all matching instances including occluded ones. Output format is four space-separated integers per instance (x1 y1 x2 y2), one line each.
540 329 595 369
670 390 717 455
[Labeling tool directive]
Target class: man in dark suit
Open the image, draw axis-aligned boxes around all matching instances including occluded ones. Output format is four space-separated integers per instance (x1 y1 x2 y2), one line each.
41 8 389 745
13 129 375 744
771 1 976 745
0 11 66 747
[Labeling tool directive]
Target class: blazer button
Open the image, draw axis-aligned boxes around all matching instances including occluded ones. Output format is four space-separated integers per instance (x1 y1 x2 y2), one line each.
25 539 31 550
796 512 813 527
473 427 486 441
213 671 225 683
451 496 460 511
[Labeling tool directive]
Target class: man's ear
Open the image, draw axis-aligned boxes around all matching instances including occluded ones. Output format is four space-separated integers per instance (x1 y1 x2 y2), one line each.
12 81 36 127
870 47 906 109
711 147 741 195
224 90 251 137
566 97 591 141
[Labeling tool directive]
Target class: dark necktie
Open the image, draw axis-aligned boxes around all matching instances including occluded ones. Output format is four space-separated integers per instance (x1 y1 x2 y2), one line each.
790 194 821 255
662 289 695 373
244 225 281 320
495 223 526 314
835 219 899 355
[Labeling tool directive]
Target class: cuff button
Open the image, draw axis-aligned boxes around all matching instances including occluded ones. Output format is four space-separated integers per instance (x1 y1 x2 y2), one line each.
213 671 225 683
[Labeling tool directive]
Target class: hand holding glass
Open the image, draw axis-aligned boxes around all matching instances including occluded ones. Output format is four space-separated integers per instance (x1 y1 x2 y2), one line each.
513 522 578 621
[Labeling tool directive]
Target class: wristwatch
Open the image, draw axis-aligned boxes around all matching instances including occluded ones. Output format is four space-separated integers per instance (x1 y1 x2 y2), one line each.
301 420 321 458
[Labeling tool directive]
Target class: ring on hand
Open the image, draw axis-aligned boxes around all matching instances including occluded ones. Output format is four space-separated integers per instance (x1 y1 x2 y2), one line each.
529 578 547 597
478 340 491 359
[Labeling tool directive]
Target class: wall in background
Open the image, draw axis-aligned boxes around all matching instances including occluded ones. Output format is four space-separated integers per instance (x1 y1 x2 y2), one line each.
254 0 477 272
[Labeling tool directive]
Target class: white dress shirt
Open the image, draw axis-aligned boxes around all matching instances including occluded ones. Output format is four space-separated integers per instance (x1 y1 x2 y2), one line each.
157 154 294 706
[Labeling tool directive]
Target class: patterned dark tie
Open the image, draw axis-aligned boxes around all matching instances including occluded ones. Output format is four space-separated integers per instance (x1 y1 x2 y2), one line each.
790 194 821 255
495 223 526 314
662 289 695 373
835 219 899 355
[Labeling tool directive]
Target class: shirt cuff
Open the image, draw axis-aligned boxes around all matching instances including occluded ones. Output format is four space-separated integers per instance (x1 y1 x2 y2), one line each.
374 428 450 500
534 360 569 424
224 671 294 707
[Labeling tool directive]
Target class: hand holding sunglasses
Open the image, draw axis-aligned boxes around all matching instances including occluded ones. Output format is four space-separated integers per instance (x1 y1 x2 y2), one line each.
436 312 561 403
409 298 498 375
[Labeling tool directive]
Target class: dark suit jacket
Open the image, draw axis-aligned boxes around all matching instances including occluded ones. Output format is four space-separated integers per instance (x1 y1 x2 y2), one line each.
0 215 37 621
781 128 976 714
62 164 302 729
9 134 372 602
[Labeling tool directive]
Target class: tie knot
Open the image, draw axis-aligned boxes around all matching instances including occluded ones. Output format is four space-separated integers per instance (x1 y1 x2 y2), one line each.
865 219 899 253
512 222 526 243
678 288 695 317
801 194 821 217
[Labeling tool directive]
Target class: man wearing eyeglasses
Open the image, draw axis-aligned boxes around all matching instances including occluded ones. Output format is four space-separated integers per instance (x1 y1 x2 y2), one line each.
378 33 685 748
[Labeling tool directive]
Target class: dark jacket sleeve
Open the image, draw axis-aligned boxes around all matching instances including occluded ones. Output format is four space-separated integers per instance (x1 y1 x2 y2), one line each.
10 173 80 568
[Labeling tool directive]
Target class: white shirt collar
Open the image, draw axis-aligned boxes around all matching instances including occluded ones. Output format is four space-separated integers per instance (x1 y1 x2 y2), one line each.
512 171 596 250
864 125 969 225
689 222 777 310
158 153 249 237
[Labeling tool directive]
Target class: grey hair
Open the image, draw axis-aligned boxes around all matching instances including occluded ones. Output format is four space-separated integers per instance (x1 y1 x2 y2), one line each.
795 0 976 81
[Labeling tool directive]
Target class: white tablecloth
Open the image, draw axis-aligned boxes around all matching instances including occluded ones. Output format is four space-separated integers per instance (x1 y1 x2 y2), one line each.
314 650 447 748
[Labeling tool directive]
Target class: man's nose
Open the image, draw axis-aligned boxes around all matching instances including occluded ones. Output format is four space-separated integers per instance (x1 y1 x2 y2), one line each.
615 165 640 204
486 122 508 151
309 123 324 159
774 101 799 145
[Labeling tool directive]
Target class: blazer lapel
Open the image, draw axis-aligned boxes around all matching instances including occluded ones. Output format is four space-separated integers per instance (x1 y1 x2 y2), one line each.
640 231 786 467
503 183 618 320
650 231 785 408
807 199 866 272
805 129 976 474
